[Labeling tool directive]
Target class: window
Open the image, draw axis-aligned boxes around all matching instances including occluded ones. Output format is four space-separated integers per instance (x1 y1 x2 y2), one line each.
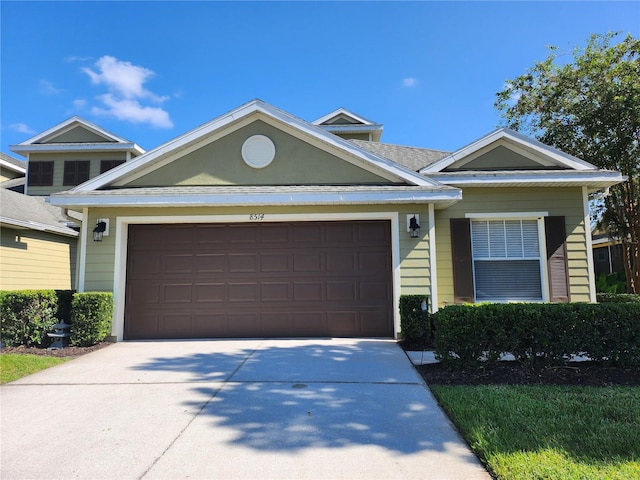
63 161 90 186
100 159 125 174
27 161 54 186
471 219 543 301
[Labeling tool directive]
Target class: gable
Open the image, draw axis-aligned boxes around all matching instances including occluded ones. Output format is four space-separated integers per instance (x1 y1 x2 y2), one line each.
39 125 116 144
123 120 398 187
446 145 563 171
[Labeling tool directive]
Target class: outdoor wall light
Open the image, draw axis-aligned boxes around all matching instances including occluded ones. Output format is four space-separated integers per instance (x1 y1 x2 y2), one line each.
93 220 107 242
408 215 421 238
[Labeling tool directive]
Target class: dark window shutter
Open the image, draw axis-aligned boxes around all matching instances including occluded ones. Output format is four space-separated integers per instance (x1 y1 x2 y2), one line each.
450 218 475 304
544 216 570 303
27 161 54 186
100 159 125 174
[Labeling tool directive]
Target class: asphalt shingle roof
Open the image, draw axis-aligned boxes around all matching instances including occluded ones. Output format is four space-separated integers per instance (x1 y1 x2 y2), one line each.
0 189 78 236
349 140 450 172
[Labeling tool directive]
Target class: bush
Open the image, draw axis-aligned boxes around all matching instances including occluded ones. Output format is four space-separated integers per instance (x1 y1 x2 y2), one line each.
597 293 640 303
433 303 640 369
0 290 58 347
399 295 432 341
595 272 627 293
70 292 113 347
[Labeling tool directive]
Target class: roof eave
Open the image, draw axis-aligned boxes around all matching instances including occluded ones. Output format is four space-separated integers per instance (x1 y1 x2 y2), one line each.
50 189 462 209
10 143 145 156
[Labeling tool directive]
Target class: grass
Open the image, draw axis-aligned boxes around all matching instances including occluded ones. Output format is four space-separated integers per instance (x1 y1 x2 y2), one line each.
431 385 640 480
0 354 71 384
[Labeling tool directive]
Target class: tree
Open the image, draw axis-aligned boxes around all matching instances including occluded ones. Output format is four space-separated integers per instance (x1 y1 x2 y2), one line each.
495 32 640 294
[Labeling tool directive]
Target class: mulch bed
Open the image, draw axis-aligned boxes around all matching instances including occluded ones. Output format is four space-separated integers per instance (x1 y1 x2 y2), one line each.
3 341 639 387
0 342 112 358
398 340 640 387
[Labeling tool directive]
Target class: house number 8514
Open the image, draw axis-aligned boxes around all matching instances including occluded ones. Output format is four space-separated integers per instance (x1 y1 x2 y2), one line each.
249 214 265 221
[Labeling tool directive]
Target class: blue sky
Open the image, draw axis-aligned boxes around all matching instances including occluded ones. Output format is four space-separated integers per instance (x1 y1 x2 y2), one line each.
2 1 638 158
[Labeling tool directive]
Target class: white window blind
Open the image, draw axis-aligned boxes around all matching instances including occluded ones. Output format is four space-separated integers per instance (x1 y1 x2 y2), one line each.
471 219 543 301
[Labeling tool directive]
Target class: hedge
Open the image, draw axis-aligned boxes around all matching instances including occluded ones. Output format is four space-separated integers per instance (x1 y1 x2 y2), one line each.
597 293 640 303
70 292 113 347
0 290 59 347
399 295 432 341
0 290 111 348
433 303 640 368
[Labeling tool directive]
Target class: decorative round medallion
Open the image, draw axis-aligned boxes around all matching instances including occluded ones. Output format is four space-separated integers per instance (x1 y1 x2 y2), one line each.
241 135 276 168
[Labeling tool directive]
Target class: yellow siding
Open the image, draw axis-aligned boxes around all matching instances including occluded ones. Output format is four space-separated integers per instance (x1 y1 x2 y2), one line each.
0 227 76 290
434 187 589 306
83 205 433 298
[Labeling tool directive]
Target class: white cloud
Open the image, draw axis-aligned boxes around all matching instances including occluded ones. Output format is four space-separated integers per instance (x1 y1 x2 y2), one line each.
10 123 36 134
39 80 63 95
92 94 173 128
73 98 87 109
81 55 173 128
402 77 418 87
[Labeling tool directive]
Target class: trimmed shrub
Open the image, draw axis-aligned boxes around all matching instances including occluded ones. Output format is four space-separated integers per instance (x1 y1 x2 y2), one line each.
399 295 432 341
70 292 113 347
597 293 640 303
0 290 58 347
433 302 640 369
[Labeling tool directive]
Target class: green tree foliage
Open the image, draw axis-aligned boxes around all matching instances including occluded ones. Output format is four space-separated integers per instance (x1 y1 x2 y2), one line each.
495 33 640 293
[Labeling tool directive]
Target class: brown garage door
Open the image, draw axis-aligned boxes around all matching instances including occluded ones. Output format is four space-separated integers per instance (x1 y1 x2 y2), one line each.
124 221 393 339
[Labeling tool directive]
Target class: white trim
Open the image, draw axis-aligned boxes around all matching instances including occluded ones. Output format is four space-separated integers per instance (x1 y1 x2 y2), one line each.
0 157 26 174
11 143 143 154
428 203 438 313
466 212 548 219
312 108 378 126
72 99 436 192
51 188 462 208
0 217 78 237
421 128 598 173
111 211 401 342
77 208 89 293
583 186 597 302
14 116 136 146
429 171 624 188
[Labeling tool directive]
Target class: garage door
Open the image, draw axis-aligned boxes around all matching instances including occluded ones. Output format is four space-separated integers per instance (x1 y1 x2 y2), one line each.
124 221 393 339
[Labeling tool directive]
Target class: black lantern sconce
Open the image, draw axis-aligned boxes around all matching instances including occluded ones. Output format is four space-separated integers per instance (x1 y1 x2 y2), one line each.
408 215 421 238
93 220 107 242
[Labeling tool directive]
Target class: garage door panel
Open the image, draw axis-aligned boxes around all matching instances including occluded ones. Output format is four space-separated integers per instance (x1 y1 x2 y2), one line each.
163 284 193 303
228 283 259 302
125 221 392 339
195 254 226 273
194 283 226 302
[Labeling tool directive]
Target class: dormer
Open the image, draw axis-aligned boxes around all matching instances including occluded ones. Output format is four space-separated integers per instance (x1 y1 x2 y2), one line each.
313 108 383 142
10 116 144 196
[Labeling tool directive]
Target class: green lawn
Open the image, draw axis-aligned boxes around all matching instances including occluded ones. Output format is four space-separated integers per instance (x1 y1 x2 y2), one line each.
431 385 640 480
0 354 71 384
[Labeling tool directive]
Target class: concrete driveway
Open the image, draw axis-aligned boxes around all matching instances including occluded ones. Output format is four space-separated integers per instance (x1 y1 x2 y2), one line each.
1 339 490 480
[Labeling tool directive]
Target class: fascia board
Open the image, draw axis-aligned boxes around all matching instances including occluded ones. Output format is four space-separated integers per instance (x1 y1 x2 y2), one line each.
74 99 436 191
18 116 134 145
0 217 79 237
421 128 598 173
49 188 463 208
312 108 377 126
0 158 26 174
11 143 144 155
320 124 384 133
429 170 625 187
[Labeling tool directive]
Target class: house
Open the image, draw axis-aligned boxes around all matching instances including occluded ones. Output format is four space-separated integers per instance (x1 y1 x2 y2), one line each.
0 152 27 192
11 99 623 341
0 188 78 290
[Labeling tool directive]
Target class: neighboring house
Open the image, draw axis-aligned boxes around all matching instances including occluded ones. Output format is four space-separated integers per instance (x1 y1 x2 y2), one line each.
0 188 78 290
11 116 144 197
11 99 622 341
0 152 27 193
592 232 625 276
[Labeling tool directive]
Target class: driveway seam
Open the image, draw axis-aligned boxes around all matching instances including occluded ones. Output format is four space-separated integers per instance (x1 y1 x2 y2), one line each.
137 342 263 479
